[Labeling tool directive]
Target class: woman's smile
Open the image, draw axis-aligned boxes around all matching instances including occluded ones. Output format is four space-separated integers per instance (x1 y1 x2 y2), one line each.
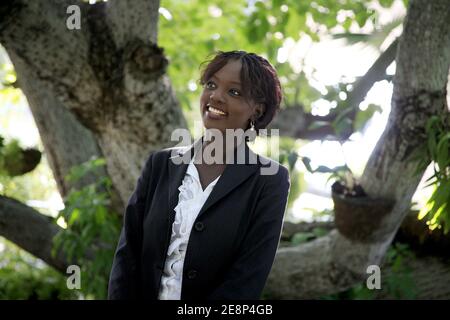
205 103 228 120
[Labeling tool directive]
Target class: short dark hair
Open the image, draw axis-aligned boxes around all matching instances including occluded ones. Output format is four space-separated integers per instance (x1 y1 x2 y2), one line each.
198 50 282 135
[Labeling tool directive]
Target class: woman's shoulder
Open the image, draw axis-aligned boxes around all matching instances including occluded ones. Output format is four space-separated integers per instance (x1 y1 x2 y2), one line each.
143 145 186 166
142 144 290 185
255 153 289 180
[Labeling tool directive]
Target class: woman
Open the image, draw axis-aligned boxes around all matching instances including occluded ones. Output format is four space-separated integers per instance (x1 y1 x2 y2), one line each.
108 50 291 300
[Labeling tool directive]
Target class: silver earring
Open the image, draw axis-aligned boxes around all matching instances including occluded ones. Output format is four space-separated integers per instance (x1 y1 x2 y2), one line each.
250 120 255 131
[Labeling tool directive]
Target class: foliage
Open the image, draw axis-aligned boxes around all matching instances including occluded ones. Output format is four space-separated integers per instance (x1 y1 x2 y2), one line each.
290 227 329 246
332 16 403 49
0 136 41 177
159 0 253 112
52 157 121 299
353 104 383 132
381 243 417 299
285 147 360 195
413 115 450 233
277 137 306 208
0 151 56 209
0 239 79 300
0 138 23 176
0 137 63 300
0 62 21 105
322 243 417 300
158 0 397 131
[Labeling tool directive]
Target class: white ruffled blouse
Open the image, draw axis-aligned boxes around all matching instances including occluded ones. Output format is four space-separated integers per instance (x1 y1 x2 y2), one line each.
157 155 221 300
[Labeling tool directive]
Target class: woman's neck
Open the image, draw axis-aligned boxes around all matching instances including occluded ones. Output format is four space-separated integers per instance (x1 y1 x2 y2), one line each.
199 132 246 165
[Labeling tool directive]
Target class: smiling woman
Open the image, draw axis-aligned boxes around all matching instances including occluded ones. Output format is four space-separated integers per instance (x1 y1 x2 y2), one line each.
199 51 282 136
108 50 290 300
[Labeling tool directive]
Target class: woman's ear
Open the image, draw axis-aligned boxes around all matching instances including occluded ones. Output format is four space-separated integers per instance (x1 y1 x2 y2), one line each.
253 104 265 120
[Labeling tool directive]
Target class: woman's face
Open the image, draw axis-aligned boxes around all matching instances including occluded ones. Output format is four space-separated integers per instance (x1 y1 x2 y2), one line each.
200 59 260 135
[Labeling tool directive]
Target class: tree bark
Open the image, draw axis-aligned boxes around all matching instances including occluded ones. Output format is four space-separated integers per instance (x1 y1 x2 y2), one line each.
0 196 68 273
283 211 450 257
265 0 450 299
14 64 110 198
281 220 334 241
0 0 187 205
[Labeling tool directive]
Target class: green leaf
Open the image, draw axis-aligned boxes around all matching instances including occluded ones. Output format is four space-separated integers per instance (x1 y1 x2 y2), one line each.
332 117 353 137
342 17 352 31
68 208 80 227
436 133 450 170
291 232 315 245
95 206 107 225
315 165 335 173
312 227 329 237
301 156 313 172
354 104 382 131
307 120 332 131
272 0 284 8
378 0 394 8
355 11 368 28
287 151 299 171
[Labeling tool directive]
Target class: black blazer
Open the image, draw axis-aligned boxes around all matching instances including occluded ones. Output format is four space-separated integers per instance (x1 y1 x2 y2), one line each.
108 137 291 300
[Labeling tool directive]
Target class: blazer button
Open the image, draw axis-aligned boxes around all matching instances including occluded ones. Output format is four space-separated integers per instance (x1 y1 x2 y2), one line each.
187 269 198 280
194 221 205 232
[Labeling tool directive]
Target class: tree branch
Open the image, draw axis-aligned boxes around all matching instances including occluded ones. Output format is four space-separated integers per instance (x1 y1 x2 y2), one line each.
0 195 68 273
281 220 334 241
270 39 398 141
282 211 450 256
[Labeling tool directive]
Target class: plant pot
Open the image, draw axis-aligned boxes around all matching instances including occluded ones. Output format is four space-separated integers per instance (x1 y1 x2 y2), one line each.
332 182 396 243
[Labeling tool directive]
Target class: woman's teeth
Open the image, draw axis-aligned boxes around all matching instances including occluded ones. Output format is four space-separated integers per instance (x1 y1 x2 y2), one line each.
207 105 227 116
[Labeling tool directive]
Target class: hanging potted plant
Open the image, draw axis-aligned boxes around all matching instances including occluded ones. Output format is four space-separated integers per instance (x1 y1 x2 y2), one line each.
301 156 396 243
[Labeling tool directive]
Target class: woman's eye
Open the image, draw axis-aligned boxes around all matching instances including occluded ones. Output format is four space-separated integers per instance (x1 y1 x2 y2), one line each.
205 81 215 89
205 81 240 97
230 89 241 97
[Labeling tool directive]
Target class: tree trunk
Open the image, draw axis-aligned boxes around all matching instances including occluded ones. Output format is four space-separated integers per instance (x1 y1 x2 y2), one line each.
12 63 112 199
265 0 450 299
0 0 186 278
0 0 187 205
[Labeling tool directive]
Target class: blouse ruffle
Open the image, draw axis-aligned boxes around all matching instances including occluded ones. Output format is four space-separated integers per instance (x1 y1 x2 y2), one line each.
158 162 220 300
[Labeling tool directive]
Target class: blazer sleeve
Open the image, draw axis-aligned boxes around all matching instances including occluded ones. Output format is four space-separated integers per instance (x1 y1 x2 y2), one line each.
208 166 291 300
108 152 154 299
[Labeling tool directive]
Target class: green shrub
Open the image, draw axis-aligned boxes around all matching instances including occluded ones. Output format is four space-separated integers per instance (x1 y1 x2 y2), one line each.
52 157 121 299
0 239 79 300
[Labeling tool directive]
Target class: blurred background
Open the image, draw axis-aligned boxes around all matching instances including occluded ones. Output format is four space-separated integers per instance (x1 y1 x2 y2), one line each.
1 0 449 299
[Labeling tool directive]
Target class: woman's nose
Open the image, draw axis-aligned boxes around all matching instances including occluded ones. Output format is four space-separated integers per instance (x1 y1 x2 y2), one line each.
210 90 225 104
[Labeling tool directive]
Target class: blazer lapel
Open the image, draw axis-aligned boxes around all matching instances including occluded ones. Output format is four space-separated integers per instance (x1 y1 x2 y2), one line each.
167 158 187 222
167 136 260 220
167 136 202 220
197 145 259 219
